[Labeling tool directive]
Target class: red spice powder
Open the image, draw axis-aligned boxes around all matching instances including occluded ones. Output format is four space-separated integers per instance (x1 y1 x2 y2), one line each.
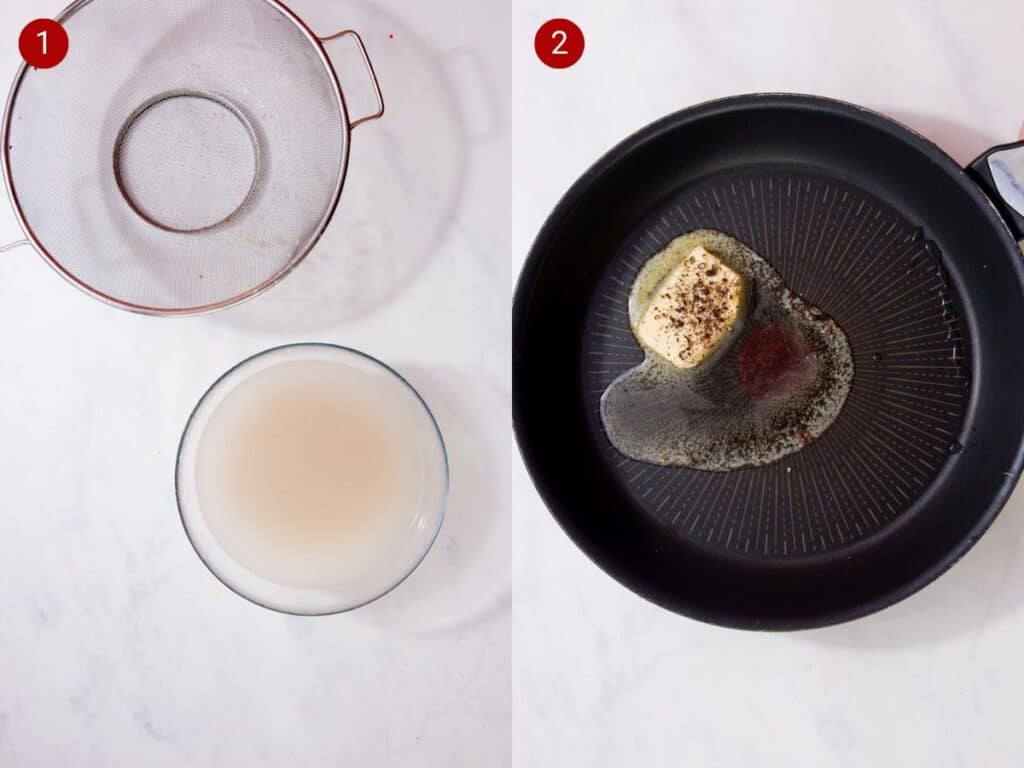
739 325 816 400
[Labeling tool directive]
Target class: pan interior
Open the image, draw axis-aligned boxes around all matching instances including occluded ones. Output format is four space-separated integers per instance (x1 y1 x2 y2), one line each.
583 166 969 559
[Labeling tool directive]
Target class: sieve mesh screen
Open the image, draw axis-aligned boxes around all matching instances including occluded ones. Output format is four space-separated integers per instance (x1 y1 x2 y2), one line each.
4 0 348 312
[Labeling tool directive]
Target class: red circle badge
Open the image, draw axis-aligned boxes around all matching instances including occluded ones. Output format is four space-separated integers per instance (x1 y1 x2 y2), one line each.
19 19 69 69
535 19 584 69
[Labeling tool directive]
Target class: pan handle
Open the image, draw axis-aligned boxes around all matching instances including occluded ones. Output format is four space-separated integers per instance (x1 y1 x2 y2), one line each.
968 140 1024 243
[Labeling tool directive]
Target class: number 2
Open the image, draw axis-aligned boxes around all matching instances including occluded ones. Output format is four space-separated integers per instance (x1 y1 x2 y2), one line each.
36 30 47 55
551 29 568 55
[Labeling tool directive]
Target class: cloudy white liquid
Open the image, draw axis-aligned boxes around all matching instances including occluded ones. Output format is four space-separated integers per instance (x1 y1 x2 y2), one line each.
189 352 446 594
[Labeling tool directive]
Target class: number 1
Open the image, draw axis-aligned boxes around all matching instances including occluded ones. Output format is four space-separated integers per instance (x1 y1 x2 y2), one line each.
551 29 568 55
37 30 47 55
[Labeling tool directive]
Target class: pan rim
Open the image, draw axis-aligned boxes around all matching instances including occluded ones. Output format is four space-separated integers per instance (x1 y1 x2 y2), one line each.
512 92 1024 630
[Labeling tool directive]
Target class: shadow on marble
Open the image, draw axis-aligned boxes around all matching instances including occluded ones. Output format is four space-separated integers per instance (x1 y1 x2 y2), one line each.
214 0 484 333
356 366 527 634
880 108 1001 165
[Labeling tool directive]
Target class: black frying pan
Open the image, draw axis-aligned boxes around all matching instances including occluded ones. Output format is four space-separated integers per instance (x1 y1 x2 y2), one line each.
512 94 1024 630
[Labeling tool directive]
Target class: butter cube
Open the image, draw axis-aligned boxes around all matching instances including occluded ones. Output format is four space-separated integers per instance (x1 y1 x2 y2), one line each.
635 245 746 368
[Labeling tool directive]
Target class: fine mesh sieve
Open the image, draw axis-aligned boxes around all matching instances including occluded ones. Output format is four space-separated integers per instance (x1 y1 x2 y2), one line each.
1 0 384 314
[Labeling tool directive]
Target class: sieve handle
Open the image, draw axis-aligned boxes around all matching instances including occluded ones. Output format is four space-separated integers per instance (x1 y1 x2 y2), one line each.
319 30 385 129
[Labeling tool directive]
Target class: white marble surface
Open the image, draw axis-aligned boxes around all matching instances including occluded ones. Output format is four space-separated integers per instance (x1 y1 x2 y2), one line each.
1 0 1024 765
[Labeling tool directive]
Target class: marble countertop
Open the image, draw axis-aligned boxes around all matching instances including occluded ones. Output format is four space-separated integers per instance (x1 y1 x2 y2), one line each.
2 0 1024 764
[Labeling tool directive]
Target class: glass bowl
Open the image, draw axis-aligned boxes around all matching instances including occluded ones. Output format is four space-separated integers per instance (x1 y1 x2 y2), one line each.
175 343 448 614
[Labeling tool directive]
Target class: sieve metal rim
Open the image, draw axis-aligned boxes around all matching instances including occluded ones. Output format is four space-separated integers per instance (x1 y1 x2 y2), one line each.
0 0 362 316
111 88 264 235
